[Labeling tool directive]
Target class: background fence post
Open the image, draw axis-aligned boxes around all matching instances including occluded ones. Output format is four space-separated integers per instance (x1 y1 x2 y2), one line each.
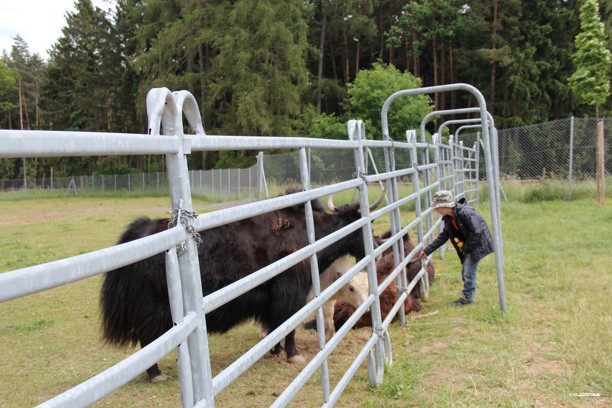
569 115 574 200
596 118 605 205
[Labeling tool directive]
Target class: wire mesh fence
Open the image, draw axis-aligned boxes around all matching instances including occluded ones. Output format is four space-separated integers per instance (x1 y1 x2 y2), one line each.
1 116 609 200
459 116 610 181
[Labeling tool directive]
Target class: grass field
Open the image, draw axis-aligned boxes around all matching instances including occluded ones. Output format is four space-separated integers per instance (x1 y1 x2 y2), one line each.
0 190 610 407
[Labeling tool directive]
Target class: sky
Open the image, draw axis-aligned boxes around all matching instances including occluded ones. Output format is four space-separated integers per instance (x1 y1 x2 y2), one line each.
0 0 112 61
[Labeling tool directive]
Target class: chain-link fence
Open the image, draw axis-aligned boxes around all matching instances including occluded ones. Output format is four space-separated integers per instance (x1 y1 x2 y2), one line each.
2 117 608 199
0 168 260 200
459 116 610 181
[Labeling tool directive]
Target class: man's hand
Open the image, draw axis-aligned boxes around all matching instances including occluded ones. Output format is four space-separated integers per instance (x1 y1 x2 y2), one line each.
418 250 428 260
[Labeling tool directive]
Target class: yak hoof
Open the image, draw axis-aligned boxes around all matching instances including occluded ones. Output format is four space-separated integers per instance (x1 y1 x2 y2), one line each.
287 354 307 364
150 372 169 383
270 344 284 355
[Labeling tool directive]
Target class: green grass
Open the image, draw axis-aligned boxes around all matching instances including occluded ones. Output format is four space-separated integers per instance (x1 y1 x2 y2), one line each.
362 198 612 408
0 191 610 407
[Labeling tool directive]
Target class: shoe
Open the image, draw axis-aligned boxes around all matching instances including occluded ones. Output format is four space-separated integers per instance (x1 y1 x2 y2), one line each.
451 298 473 307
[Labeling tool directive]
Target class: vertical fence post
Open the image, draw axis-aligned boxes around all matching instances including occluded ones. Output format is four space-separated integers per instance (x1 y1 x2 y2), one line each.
568 115 574 200
165 247 194 408
407 129 429 297
298 147 332 403
348 120 385 386
475 135 480 203
146 87 213 406
382 126 408 328
596 118 605 205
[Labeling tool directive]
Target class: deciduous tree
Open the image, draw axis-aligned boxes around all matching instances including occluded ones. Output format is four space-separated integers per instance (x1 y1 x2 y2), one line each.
568 0 611 204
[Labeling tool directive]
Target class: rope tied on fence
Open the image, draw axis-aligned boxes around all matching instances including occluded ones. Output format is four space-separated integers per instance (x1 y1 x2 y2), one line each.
353 171 370 185
169 201 203 254
373 324 386 340
388 139 395 155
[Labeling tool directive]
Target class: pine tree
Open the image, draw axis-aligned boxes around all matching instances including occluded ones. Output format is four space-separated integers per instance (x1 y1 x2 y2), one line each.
0 57 18 129
568 0 611 116
41 0 120 132
201 0 311 136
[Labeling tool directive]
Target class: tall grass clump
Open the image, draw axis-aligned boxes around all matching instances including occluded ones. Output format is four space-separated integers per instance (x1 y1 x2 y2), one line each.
498 177 611 203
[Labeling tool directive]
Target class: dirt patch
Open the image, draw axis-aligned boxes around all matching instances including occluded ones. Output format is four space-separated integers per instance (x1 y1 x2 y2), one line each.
417 341 448 354
522 342 567 375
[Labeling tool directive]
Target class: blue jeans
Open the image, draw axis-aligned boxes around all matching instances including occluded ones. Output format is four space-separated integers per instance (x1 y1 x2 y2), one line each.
461 254 480 302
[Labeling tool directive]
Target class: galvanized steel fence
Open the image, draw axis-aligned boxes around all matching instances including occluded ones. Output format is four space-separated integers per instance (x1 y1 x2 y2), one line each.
0 84 504 407
2 116 607 202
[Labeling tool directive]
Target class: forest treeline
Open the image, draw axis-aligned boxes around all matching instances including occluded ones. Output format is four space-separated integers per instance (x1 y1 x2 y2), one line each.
1 0 610 179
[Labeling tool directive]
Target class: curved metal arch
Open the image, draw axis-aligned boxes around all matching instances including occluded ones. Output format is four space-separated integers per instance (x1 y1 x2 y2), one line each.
146 87 205 137
380 83 506 314
419 107 481 143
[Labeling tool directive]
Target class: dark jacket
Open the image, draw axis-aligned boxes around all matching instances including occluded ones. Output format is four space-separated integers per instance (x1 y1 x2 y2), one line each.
423 198 494 263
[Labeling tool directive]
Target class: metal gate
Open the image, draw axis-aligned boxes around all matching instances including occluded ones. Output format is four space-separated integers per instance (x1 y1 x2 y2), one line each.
0 84 505 407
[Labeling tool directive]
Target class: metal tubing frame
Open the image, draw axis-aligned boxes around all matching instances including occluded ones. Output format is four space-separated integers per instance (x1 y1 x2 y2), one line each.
381 83 506 314
146 87 213 405
347 120 386 386
454 124 483 203
298 146 333 403
406 130 430 297
436 118 481 198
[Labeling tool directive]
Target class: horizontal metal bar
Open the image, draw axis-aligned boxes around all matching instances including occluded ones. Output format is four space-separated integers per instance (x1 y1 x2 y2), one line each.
414 163 438 172
272 293 378 408
0 130 180 158
0 227 186 302
39 313 198 408
193 180 363 231
188 135 360 151
187 134 415 152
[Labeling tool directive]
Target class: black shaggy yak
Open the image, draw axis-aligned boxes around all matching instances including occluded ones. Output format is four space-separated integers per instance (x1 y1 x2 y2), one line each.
100 189 383 382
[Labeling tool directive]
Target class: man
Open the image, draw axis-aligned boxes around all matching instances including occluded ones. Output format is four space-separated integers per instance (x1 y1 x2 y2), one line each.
419 190 494 306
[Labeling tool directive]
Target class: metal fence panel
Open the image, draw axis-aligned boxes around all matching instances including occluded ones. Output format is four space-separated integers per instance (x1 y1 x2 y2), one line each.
0 86 503 407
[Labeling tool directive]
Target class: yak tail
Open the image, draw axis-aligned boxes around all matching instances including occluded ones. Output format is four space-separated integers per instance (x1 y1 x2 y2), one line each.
100 268 138 347
100 216 171 348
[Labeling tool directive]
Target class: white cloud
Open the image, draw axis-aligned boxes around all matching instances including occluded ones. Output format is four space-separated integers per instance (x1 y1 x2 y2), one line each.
0 0 111 61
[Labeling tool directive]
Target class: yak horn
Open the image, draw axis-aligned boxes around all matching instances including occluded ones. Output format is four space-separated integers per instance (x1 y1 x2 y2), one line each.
327 195 336 212
369 187 386 211
328 187 386 212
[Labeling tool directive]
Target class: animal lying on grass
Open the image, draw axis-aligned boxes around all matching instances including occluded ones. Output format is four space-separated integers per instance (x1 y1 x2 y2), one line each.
304 232 435 334
100 189 383 383
333 232 435 330
258 255 369 342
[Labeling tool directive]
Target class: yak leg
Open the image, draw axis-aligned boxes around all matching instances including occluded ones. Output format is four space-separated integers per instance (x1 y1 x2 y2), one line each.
268 278 307 363
406 293 423 313
284 330 306 363
270 342 284 355
140 339 168 383
258 323 284 356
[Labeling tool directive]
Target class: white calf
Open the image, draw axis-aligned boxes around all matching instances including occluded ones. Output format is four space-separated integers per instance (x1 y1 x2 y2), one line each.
306 256 369 340
259 256 369 342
